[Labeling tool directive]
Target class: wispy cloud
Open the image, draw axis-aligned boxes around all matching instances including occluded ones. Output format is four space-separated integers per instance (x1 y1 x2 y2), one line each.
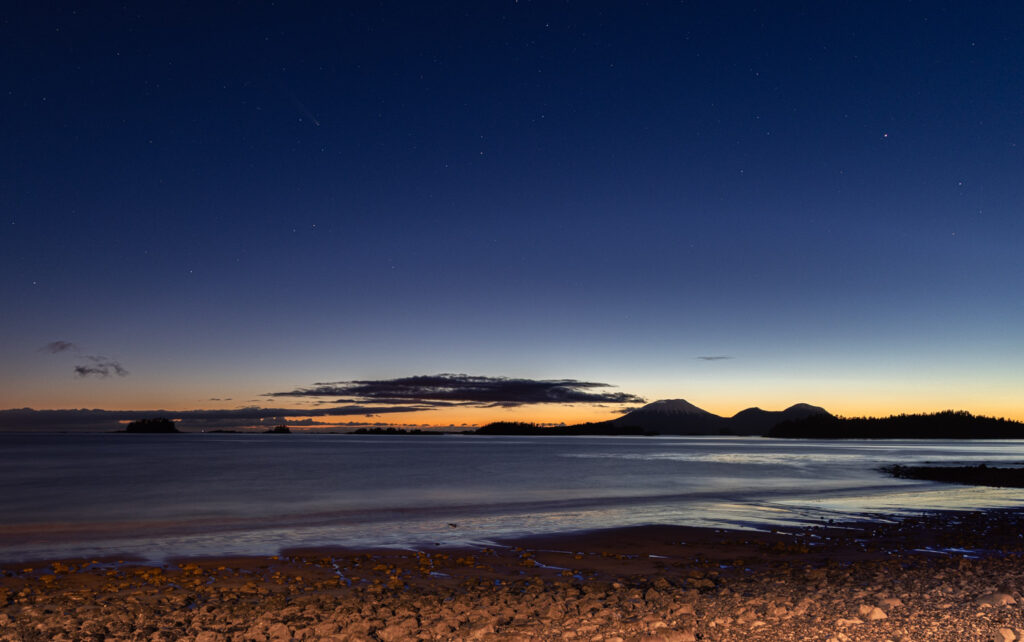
42 340 79 353
697 355 733 361
42 339 129 378
74 356 129 378
268 374 645 408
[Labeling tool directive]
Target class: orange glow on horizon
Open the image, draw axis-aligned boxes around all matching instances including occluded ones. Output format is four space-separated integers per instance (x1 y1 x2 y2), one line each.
307 398 1024 430
3 385 1020 427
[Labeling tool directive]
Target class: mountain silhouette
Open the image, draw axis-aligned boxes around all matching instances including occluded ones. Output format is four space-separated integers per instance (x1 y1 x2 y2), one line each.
611 399 829 435
727 403 830 435
611 399 723 434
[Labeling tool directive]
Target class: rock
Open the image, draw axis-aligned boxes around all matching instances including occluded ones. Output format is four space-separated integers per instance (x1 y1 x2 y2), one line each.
344 620 374 637
378 621 416 642
431 621 454 636
994 629 1017 642
670 604 695 617
312 623 340 636
878 597 903 609
857 605 887 620
637 632 695 642
194 633 224 642
267 622 292 641
977 592 1017 607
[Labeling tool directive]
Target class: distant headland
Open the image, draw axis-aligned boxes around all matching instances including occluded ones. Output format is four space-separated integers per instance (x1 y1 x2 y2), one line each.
474 422 650 436
881 463 1024 487
351 427 443 435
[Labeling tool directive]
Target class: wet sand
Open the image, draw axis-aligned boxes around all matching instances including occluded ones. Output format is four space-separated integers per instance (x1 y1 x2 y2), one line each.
3 510 1024 641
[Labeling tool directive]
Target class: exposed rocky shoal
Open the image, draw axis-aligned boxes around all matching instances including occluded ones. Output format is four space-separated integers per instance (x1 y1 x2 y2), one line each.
4 510 1024 641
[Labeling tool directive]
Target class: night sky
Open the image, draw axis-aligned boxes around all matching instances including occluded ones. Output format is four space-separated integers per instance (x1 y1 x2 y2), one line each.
3 2 1022 429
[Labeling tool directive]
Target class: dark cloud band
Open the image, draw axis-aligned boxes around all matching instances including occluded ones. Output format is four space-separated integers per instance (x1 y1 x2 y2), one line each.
74 356 129 378
268 373 644 407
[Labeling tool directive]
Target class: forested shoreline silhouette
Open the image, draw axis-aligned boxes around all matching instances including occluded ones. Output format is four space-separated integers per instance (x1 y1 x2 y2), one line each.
769 410 1024 439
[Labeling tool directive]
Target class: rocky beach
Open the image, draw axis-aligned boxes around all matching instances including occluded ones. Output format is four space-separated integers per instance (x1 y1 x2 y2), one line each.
4 510 1024 641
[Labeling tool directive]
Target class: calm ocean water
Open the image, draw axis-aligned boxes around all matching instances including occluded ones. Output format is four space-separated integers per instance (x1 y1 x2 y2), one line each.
2 433 1024 562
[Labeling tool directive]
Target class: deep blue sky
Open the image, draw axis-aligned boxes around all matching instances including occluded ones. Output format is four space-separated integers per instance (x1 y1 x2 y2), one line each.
2 2 1022 425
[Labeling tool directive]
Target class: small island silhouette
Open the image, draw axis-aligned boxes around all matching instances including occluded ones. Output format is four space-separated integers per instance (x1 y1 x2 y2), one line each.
123 418 179 433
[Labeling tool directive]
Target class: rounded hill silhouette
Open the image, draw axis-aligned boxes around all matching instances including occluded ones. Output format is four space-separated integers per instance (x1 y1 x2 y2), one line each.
611 400 830 435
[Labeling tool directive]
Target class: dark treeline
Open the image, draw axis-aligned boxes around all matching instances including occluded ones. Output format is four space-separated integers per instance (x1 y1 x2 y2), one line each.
351 427 443 435
769 410 1024 439
475 421 650 436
